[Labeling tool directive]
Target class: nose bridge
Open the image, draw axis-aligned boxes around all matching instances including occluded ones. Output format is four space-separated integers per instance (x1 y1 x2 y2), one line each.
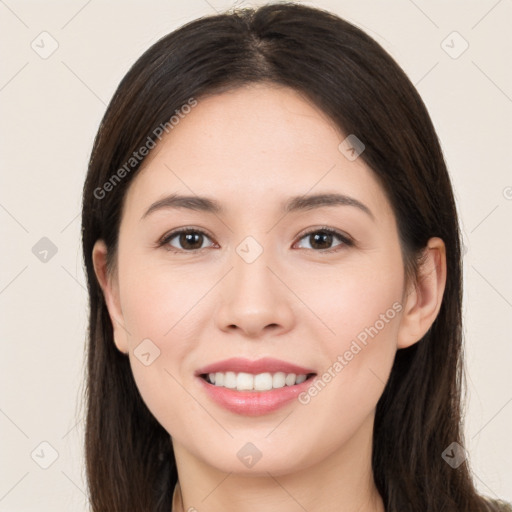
234 244 271 292
230 234 278 305
214 234 295 336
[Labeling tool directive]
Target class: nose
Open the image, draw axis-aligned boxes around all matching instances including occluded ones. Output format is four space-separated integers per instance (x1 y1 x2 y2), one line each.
214 248 295 338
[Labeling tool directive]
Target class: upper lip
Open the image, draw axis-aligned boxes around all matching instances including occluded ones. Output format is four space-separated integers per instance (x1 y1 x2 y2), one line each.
195 357 316 376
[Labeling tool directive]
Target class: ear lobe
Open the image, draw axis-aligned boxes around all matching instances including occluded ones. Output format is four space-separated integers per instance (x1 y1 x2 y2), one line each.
92 240 129 354
397 237 447 349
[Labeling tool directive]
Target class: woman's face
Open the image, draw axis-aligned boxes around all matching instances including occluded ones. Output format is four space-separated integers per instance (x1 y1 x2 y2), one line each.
98 83 413 475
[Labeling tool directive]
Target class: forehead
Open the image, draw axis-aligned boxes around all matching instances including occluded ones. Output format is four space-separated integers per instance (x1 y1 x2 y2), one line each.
122 84 391 221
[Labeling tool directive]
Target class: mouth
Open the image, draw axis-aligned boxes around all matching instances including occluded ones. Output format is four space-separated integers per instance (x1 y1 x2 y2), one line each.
195 357 317 415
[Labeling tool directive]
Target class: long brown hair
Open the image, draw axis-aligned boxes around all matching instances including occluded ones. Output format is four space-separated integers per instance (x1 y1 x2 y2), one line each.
81 3 511 511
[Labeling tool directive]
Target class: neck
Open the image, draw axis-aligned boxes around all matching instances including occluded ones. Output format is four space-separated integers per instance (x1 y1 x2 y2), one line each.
172 412 385 512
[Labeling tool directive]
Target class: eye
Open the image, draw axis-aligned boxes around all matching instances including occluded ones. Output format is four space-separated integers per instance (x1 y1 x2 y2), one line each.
159 228 216 252
158 226 353 253
294 227 353 252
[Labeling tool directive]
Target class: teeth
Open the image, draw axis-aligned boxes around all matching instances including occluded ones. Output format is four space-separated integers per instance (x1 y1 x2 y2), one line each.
285 373 296 386
295 374 307 384
254 373 273 391
205 371 310 391
214 372 224 386
224 371 237 389
272 372 286 388
237 372 254 390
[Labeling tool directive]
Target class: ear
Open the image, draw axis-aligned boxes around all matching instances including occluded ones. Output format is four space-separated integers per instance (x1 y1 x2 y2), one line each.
92 240 129 354
397 237 447 349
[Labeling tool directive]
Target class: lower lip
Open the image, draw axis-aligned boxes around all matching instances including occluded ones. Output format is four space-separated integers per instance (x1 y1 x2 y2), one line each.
197 376 315 416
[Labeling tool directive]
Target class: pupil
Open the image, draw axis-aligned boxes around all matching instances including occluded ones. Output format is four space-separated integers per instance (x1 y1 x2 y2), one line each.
311 232 332 249
181 232 203 249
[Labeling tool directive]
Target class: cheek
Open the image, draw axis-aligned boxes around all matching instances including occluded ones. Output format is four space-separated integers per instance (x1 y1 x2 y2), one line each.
292 258 403 419
118 260 211 434
299 252 404 346
119 256 209 342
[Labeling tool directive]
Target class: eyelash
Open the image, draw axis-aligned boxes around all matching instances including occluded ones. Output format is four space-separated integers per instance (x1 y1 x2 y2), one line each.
157 226 354 254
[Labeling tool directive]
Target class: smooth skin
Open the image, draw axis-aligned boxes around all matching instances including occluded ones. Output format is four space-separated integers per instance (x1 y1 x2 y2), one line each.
93 83 446 512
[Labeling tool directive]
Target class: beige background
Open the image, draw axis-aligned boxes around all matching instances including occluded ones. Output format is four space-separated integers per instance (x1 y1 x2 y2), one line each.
0 0 511 510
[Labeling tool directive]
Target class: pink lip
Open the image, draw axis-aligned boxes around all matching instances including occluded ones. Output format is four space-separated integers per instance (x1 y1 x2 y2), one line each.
195 357 315 376
195 357 317 416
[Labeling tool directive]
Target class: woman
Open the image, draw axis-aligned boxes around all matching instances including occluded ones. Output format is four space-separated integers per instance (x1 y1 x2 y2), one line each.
81 3 511 511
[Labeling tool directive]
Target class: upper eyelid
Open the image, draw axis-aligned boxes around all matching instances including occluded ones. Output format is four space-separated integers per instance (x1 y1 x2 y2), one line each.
160 227 214 244
296 226 351 240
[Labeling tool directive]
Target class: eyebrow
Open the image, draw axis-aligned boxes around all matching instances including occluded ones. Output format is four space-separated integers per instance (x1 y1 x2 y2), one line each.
141 192 374 220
